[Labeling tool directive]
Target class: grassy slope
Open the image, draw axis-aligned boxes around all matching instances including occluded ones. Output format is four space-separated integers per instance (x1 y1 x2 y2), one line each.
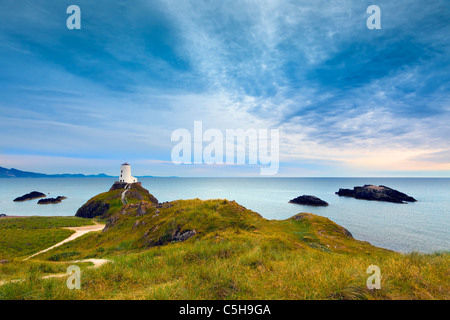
1 195 448 300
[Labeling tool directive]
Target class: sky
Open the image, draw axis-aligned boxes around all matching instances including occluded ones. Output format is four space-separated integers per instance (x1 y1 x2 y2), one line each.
0 0 449 177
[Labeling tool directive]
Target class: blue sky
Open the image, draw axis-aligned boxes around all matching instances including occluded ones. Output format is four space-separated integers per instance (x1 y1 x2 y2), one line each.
0 0 449 176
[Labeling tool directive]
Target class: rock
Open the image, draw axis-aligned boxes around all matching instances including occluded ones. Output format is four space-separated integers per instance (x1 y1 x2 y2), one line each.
289 195 329 206
132 220 146 230
292 213 307 221
156 202 172 209
0 259 10 264
76 201 110 219
0 214 6 217
136 203 147 216
335 185 417 204
37 196 67 204
109 181 142 191
102 215 118 233
341 227 353 238
171 229 197 242
13 191 46 202
146 227 197 247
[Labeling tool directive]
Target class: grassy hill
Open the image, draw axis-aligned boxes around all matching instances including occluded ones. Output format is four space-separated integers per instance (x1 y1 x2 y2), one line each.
75 182 158 218
0 183 448 299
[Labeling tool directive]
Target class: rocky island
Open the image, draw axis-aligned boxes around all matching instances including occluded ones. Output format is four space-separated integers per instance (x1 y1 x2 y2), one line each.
13 191 46 202
335 185 417 204
289 195 329 206
37 196 67 204
75 182 158 218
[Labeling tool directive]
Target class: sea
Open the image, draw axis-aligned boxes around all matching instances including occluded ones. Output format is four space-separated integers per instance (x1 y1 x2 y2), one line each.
0 177 449 254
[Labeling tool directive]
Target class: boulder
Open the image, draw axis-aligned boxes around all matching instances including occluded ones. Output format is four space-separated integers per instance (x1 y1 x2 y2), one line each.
335 185 417 204
289 195 329 206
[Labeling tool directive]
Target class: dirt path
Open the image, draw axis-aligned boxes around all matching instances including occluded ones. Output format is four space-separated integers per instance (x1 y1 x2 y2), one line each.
121 183 130 205
24 222 105 261
0 258 112 286
0 221 110 286
40 259 111 279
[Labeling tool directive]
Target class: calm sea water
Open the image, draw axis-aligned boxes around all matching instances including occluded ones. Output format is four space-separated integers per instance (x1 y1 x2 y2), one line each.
0 177 448 253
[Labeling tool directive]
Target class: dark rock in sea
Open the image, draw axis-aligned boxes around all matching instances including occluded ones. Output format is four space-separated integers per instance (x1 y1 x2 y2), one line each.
335 185 417 204
289 195 329 206
13 191 46 202
37 196 67 204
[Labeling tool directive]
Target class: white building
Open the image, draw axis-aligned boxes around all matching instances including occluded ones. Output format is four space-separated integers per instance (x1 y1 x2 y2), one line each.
119 162 137 183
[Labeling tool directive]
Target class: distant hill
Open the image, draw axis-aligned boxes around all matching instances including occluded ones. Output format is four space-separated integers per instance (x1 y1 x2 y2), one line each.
0 166 114 178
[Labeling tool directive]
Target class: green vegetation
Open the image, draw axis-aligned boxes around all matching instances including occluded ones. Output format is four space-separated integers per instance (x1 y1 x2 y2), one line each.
0 216 94 259
0 260 92 284
0 186 448 300
75 183 158 218
0 216 94 230
0 229 74 259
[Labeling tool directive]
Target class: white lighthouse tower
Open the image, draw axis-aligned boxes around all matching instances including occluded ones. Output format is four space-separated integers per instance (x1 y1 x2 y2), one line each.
119 162 137 183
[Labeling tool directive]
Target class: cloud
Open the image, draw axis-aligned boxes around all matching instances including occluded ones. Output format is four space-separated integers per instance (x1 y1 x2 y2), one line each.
0 0 449 176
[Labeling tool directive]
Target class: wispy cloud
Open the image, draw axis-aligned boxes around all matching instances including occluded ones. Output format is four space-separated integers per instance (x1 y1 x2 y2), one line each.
0 0 449 175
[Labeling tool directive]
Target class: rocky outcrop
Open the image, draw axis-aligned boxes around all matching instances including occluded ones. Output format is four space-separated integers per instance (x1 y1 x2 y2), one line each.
37 196 67 204
146 227 198 247
109 181 142 191
289 195 329 206
76 201 110 219
109 182 158 204
76 182 158 219
171 229 197 242
335 185 417 204
13 191 46 202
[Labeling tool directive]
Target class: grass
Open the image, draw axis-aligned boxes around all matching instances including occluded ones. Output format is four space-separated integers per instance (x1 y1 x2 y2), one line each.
0 197 448 300
0 216 94 260
0 216 96 293
1 237 448 300
0 216 94 229
0 229 74 259
0 259 93 283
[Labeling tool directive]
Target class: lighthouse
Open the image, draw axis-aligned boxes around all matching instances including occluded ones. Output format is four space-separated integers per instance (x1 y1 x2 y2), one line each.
119 162 137 183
